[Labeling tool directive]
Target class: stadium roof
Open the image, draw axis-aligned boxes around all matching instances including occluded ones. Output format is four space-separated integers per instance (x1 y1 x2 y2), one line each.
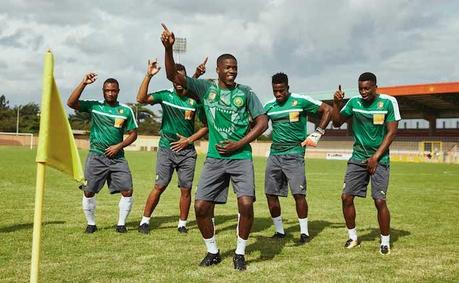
306 81 459 119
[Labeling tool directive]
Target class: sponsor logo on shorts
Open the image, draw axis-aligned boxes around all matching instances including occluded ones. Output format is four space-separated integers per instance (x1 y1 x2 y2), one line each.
155 175 159 181
380 191 385 195
343 182 346 189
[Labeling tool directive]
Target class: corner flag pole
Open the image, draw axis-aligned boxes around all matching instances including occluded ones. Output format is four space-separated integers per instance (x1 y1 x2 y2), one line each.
30 163 46 283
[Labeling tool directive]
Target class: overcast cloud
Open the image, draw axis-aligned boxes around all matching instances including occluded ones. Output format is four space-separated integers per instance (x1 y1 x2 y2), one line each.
1 0 458 111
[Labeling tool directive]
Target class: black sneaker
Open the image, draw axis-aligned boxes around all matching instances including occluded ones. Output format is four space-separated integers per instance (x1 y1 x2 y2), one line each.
116 225 128 233
233 254 247 271
199 251 222 266
380 245 391 255
85 225 97 234
299 233 310 244
271 232 286 239
178 226 188 233
138 223 150 234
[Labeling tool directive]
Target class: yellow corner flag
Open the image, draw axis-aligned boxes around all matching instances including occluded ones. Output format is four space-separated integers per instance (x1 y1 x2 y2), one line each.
30 51 85 283
35 51 84 181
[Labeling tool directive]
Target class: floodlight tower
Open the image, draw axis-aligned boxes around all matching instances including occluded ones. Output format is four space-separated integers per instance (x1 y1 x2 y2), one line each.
173 37 187 63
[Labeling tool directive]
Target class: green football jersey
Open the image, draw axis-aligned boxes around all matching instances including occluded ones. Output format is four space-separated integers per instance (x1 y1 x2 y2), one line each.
340 94 401 165
185 77 265 159
264 93 322 155
149 89 204 148
79 100 138 158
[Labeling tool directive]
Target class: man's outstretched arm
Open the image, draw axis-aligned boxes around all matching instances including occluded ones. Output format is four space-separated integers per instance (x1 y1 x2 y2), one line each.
67 73 97 110
161 23 187 87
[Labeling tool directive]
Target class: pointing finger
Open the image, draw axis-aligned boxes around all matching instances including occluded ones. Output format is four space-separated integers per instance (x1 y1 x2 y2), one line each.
202 56 208 66
161 23 170 32
339 84 342 92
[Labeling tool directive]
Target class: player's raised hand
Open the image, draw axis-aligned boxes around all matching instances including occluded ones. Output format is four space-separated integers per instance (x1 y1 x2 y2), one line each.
147 59 161 77
160 23 175 48
193 57 208 78
333 84 345 104
82 73 97 85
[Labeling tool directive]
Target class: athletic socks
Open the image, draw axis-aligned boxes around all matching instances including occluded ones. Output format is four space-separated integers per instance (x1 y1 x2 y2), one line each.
140 216 150 225
272 216 285 234
117 196 133 226
178 219 187 228
381 234 390 246
348 227 358 241
203 236 219 254
235 236 248 255
82 195 96 225
298 217 309 236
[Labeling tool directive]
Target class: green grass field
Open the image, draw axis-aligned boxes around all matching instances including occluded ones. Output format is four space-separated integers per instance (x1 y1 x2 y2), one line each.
0 146 458 282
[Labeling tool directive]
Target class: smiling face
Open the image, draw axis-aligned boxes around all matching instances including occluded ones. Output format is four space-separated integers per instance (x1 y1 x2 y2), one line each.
358 80 377 103
272 82 289 103
216 58 237 88
102 82 119 105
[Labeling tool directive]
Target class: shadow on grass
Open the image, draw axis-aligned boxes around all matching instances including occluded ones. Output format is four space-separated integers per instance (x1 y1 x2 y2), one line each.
219 219 335 262
0 221 66 233
359 227 410 245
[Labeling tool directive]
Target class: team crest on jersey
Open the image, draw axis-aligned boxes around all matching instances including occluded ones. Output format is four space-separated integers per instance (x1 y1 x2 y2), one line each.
233 96 244 107
377 101 384 109
292 100 298 106
188 98 194 106
208 91 217 101
119 109 124 114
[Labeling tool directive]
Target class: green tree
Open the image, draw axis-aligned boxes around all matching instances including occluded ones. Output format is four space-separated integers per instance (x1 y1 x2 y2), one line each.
69 111 91 131
128 103 161 135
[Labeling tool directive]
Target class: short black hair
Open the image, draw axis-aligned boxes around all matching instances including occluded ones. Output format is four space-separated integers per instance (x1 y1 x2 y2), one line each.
217 53 237 65
272 72 288 85
358 72 377 84
175 63 187 75
103 78 119 88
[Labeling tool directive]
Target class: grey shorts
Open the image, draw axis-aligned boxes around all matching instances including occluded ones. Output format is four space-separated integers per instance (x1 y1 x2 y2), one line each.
265 154 307 197
195 158 255 204
84 152 133 194
155 147 197 190
342 160 390 200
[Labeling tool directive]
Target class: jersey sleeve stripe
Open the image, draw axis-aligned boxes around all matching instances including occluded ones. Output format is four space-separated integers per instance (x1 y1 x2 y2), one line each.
380 94 401 121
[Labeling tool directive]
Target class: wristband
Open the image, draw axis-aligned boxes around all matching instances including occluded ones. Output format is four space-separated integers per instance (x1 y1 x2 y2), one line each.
316 127 325 135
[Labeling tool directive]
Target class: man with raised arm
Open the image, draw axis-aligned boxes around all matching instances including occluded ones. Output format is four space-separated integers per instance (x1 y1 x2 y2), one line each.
264 72 332 243
136 59 208 234
161 23 268 271
67 74 138 234
332 72 400 255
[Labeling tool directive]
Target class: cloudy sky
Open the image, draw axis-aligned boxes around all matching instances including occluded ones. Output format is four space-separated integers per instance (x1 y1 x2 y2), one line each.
1 0 458 112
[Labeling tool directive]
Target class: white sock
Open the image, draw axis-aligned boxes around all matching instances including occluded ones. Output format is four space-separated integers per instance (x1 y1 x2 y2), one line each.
348 228 358 241
272 216 285 234
381 234 390 246
212 217 215 233
178 219 187 228
117 196 133 226
203 236 218 254
298 217 309 236
140 216 150 225
82 196 96 225
235 236 248 255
